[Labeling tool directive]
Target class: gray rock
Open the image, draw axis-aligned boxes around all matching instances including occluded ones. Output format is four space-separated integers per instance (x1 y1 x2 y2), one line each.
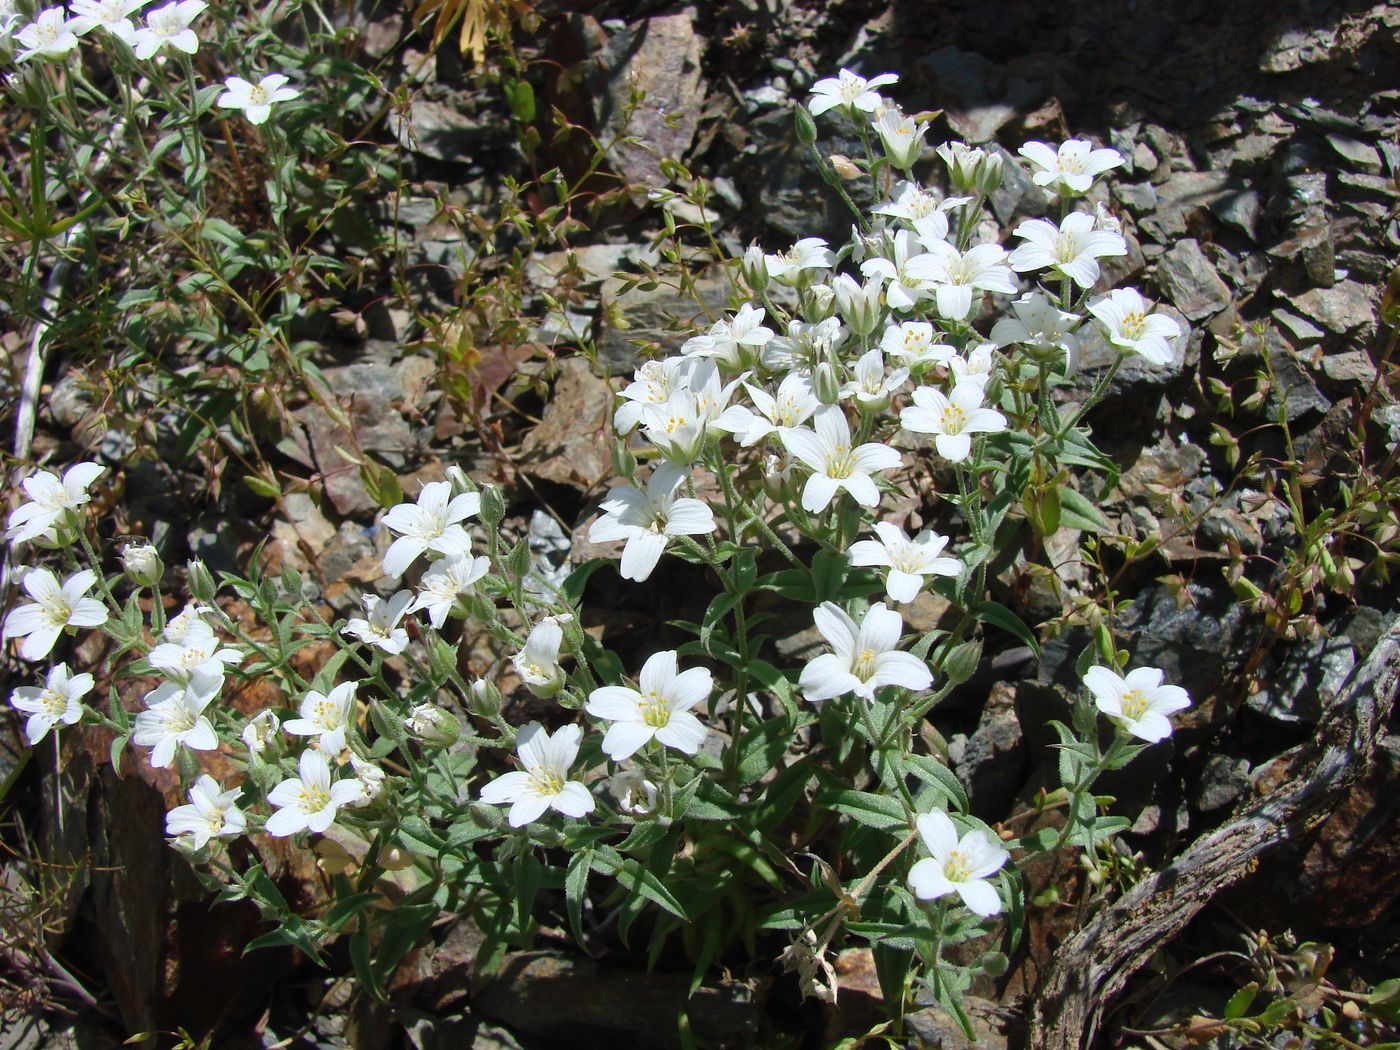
591 10 705 187
919 47 1034 144
1211 188 1262 240
1195 754 1252 812
1157 239 1231 320
1270 307 1326 347
1138 171 1233 243
906 994 1008 1049
519 357 614 492
1286 280 1378 335
948 681 1027 820
1327 134 1383 174
988 144 1051 224
1112 180 1159 217
1321 350 1378 385
1248 634 1357 725
389 98 490 163
596 270 731 375
1265 338 1332 421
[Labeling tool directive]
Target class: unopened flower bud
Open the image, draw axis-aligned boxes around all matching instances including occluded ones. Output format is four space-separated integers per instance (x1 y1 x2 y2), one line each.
121 542 164 587
828 153 863 180
937 141 1003 195
802 283 837 323
832 273 882 337
872 108 927 172
813 362 842 406
378 845 414 871
349 754 387 805
479 485 506 528
405 703 461 748
609 770 662 820
186 559 217 604
445 465 475 498
794 104 818 148
741 244 768 295
469 678 502 718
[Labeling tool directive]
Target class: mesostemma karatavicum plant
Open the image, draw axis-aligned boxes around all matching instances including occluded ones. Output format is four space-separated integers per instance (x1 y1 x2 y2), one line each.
5 62 1197 1034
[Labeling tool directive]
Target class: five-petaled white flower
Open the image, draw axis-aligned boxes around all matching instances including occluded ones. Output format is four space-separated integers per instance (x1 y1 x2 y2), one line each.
1084 665 1191 743
241 709 280 755
588 463 716 583
900 383 1006 463
407 553 489 629
381 481 480 577
14 7 79 61
719 372 819 447
872 106 928 171
848 522 960 604
342 590 413 654
781 406 902 514
68 0 146 42
478 721 594 827
909 241 1018 322
764 238 836 285
1087 288 1181 367
217 73 300 125
949 342 998 389
9 663 93 745
512 618 566 698
859 230 935 313
807 68 898 116
148 620 242 683
681 304 773 369
1009 212 1127 290
585 650 712 760
130 0 205 58
1018 139 1124 196
283 682 358 756
265 748 363 837
166 775 246 849
880 321 956 372
842 348 909 414
907 809 1008 916
3 568 108 661
613 357 695 434
132 672 222 768
990 291 1082 368
799 601 932 702
6 461 103 545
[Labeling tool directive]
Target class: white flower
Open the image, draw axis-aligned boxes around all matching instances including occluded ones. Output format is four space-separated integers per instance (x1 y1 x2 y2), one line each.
217 73 300 125
937 141 1003 194
6 462 103 545
989 292 1082 366
147 620 242 683
799 601 931 702
165 775 246 849
874 182 964 227
613 357 695 434
130 0 204 57
162 602 212 644
241 709 280 755
949 342 998 389
283 682 358 756
900 384 1006 463
907 241 1017 322
880 322 956 371
1018 139 1124 196
347 753 386 805
120 542 164 585
1087 288 1181 367
132 672 222 769
478 721 594 827
764 238 836 285
585 650 711 760
718 372 819 447
639 363 744 465
407 553 489 629
511 619 566 698
781 406 902 514
808 68 898 116
380 481 480 578
872 106 928 170
3 568 108 661
762 316 848 372
9 663 93 745
1084 665 1191 742
907 809 1008 916
848 522 960 604
265 749 363 837
859 230 935 313
841 348 908 413
830 273 884 338
67 0 145 42
14 8 79 61
608 770 660 818
342 590 413 654
680 304 773 369
405 702 460 747
588 463 716 583
1009 212 1127 290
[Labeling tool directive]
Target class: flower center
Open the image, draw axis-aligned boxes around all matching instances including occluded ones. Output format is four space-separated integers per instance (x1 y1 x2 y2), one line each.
852 648 877 680
1054 234 1082 265
207 807 226 833
314 699 339 726
943 849 972 883
167 705 197 735
246 84 269 105
640 691 671 729
1121 311 1147 340
1059 153 1084 173
528 769 565 796
903 329 928 352
42 598 73 627
152 11 180 34
1121 689 1149 721
41 688 68 717
941 405 967 434
826 444 854 479
299 784 331 813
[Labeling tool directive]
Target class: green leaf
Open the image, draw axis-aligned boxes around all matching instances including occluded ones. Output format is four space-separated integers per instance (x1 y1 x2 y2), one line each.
505 79 535 123
826 789 907 830
561 557 609 606
1058 486 1110 533
904 754 969 812
811 549 847 603
109 733 130 776
592 851 687 922
873 943 912 1016
1224 981 1259 1020
970 601 1040 658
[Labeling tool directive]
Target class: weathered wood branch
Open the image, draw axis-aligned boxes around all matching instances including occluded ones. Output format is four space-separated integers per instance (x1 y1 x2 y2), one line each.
1029 617 1400 1049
